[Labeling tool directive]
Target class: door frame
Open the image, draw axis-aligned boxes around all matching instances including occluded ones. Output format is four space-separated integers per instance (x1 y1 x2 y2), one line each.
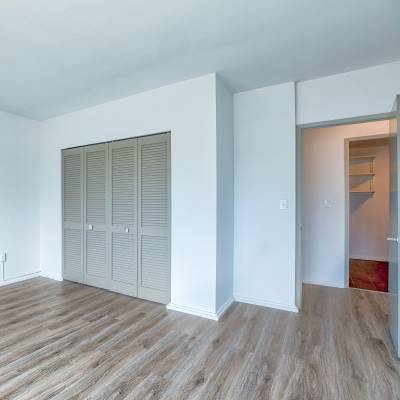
296 111 396 307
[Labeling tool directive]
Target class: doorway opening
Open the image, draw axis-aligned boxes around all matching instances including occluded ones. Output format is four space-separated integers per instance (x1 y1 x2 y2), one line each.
296 96 400 357
347 136 390 292
300 118 394 291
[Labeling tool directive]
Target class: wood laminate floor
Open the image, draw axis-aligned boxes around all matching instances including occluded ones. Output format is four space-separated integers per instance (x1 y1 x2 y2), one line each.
0 278 399 399
349 258 388 292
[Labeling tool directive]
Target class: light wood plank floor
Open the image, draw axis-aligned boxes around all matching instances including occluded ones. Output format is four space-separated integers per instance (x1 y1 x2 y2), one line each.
0 278 399 399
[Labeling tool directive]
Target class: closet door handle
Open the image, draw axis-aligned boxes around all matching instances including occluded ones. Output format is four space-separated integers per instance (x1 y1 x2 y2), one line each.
387 237 399 243
87 224 93 231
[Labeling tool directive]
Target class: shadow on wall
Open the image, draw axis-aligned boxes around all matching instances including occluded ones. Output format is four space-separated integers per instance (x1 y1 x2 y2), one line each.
350 193 371 213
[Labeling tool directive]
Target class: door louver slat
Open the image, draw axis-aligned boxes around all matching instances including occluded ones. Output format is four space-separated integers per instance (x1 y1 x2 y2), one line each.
112 146 137 226
86 150 106 224
64 153 82 223
86 231 107 278
141 236 169 290
63 229 82 274
141 142 169 229
112 233 137 285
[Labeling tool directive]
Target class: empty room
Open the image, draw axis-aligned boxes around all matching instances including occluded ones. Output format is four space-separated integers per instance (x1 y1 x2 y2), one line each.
0 1 400 399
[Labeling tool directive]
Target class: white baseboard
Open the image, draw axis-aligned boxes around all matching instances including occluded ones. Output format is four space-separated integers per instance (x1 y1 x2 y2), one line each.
166 303 219 321
40 273 63 282
216 296 235 319
0 271 41 287
167 296 235 321
350 256 388 262
303 279 345 288
234 294 298 313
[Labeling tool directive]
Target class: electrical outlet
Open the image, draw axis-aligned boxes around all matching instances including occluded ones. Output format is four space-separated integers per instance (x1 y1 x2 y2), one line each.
280 199 288 210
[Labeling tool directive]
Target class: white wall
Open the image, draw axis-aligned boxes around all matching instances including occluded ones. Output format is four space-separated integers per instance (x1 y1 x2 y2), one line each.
297 61 400 125
302 120 390 288
0 111 40 282
349 142 389 261
216 77 234 311
39 74 226 318
234 82 297 312
5 60 398 315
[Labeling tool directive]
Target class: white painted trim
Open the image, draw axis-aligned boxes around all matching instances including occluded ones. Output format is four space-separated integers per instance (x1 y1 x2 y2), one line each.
40 273 63 282
349 256 388 262
216 297 234 319
166 303 218 321
303 279 345 288
0 272 41 286
234 294 299 313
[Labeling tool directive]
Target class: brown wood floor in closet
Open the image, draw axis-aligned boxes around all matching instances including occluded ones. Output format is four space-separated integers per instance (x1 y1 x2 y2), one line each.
349 258 388 292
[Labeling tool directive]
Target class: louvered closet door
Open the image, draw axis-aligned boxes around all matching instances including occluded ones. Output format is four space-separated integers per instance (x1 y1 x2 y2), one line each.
63 147 84 283
84 143 110 290
108 139 138 296
138 133 171 304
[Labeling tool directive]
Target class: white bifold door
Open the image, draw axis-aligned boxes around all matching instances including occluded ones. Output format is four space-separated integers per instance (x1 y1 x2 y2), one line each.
62 133 170 304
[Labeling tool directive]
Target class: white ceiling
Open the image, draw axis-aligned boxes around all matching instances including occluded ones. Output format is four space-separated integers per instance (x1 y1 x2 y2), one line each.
1 0 399 120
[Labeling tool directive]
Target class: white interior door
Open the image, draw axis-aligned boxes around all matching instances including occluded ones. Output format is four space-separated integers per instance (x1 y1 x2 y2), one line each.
84 143 109 290
108 139 138 296
138 134 171 304
62 147 84 283
388 95 400 357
